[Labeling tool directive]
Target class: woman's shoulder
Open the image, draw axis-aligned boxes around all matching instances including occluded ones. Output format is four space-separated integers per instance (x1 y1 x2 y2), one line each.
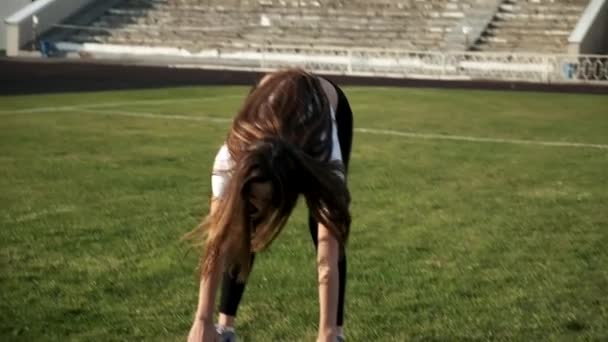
213 144 233 173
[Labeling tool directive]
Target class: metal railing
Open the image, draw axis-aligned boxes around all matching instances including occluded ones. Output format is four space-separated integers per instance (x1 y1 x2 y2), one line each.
52 41 608 84
247 45 608 84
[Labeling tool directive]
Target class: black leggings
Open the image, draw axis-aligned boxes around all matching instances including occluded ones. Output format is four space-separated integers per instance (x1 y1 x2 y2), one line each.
220 82 353 326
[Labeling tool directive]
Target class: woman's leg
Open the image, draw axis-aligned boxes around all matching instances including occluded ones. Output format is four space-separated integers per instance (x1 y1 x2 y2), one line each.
333 85 353 172
218 254 255 327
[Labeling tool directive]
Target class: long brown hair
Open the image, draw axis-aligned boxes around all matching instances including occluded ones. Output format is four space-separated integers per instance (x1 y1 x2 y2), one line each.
193 69 351 281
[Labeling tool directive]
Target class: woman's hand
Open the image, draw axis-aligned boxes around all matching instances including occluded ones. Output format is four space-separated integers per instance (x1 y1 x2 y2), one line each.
317 328 338 342
187 319 218 342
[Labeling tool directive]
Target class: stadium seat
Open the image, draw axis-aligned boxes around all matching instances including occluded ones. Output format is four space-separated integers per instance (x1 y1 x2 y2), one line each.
46 0 588 54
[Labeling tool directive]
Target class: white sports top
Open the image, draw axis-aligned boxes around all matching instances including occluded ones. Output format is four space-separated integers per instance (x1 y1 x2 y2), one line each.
211 107 342 198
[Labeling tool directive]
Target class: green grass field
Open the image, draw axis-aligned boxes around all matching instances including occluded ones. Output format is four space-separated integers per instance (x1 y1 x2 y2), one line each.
1 86 607 341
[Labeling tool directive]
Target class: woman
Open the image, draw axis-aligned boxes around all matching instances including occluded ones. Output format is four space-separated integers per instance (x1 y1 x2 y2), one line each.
187 68 353 342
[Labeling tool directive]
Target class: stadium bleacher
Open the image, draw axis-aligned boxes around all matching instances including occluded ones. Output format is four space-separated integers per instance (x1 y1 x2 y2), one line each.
51 0 492 52
44 0 591 54
473 0 589 53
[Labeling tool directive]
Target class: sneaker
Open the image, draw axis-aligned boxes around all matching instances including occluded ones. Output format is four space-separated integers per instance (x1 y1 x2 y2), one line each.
215 324 237 342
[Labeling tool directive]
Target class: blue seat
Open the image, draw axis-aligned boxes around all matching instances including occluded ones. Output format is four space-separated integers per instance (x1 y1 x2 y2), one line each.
39 40 61 57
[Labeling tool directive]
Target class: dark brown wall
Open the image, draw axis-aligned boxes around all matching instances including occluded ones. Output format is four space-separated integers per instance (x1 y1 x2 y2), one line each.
1 58 607 95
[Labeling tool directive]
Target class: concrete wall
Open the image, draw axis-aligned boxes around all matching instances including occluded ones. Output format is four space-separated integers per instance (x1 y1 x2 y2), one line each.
569 0 608 55
0 0 31 52
4 0 97 56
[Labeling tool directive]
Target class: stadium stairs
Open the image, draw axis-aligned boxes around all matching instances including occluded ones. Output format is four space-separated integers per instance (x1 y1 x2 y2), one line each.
472 0 590 53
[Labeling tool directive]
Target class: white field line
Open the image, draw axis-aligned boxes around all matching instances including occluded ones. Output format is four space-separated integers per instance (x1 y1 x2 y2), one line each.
355 128 608 150
1 100 606 150
0 95 243 115
80 108 232 123
72 108 608 151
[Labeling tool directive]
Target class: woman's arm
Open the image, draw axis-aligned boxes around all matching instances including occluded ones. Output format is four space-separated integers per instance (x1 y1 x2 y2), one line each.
188 200 223 342
195 200 223 321
316 222 341 342
195 265 223 323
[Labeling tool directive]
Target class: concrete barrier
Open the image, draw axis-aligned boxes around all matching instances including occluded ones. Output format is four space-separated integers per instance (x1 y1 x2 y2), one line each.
569 0 608 55
4 0 96 56
0 0 30 52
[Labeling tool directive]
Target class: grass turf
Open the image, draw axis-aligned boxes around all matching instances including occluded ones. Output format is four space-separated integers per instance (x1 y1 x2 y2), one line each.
1 86 607 341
